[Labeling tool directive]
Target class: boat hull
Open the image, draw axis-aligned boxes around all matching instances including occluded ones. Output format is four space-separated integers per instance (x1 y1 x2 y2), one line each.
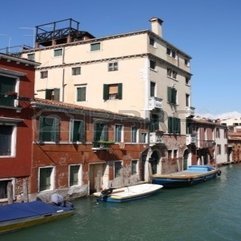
0 201 74 234
152 165 221 188
94 183 163 203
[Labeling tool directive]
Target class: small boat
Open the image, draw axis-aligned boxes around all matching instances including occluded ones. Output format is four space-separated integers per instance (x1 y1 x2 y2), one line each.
151 165 221 188
93 183 163 203
0 200 74 234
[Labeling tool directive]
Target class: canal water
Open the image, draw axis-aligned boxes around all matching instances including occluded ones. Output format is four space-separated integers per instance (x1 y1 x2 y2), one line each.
1 164 241 241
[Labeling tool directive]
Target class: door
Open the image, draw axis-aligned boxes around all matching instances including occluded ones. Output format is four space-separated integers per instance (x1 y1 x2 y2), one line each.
89 163 106 194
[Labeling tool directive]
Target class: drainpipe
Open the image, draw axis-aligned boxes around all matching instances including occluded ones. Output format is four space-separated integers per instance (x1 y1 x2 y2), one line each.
62 47 66 102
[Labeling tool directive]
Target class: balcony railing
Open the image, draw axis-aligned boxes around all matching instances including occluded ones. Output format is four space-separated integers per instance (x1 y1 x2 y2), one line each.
185 106 195 117
148 97 162 110
92 140 115 150
149 131 163 145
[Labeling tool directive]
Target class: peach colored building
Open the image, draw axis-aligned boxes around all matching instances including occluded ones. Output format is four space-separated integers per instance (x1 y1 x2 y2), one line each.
21 17 194 175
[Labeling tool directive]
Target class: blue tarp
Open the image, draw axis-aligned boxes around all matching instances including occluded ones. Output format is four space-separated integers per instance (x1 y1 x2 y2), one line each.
0 201 72 222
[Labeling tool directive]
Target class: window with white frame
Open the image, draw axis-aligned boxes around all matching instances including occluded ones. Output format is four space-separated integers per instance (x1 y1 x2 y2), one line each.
27 53 35 61
131 160 138 175
186 94 190 107
149 37 156 47
39 116 60 143
166 47 177 59
114 161 122 178
103 83 122 100
39 167 54 191
150 60 156 70
70 120 84 142
108 62 118 71
150 81 156 97
217 144 221 155
90 42 100 51
115 125 123 142
69 165 82 186
76 85 86 102
140 132 148 143
72 67 81 76
40 71 48 79
131 127 138 143
167 68 177 79
54 48 63 57
0 75 18 107
0 124 16 157
0 179 13 200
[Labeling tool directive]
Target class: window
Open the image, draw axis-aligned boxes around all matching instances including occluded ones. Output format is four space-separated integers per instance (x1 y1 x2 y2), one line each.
185 59 190 66
131 127 138 143
0 125 16 157
40 71 48 79
72 67 81 76
186 77 190 85
103 83 122 100
217 144 221 155
167 87 177 105
150 60 156 70
140 132 148 143
115 125 123 142
168 117 181 134
54 48 63 57
94 122 108 143
39 167 54 191
166 48 177 59
131 160 138 175
114 161 122 178
69 165 81 186
90 43 100 51
167 68 177 79
76 86 86 102
150 114 159 132
39 116 60 142
168 150 172 159
186 94 190 107
173 150 178 159
216 128 220 138
149 37 155 47
0 75 17 107
0 180 13 200
108 62 118 71
45 88 60 101
150 82 156 97
70 120 84 142
27 53 35 61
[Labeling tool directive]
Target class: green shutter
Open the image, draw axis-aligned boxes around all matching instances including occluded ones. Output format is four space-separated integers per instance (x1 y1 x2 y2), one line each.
45 89 52 100
172 88 177 104
167 87 172 103
54 89 60 101
168 117 172 133
103 84 109 100
53 118 60 142
117 83 122 99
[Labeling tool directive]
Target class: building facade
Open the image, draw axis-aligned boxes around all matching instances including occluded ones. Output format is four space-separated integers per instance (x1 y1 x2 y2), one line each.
21 17 194 174
0 53 39 203
30 98 149 200
186 117 228 167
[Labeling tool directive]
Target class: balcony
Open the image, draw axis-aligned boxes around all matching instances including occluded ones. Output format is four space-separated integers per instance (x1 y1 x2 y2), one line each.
186 134 197 145
185 106 195 117
149 131 163 145
148 97 162 110
92 140 115 151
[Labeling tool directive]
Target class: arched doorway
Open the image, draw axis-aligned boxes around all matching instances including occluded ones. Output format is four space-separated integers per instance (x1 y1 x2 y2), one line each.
149 150 160 175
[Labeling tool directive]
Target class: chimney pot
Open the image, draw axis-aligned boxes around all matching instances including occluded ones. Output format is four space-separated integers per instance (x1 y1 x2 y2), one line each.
149 17 163 37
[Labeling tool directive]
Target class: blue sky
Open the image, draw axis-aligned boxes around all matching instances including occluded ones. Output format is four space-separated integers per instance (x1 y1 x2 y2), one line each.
1 0 240 115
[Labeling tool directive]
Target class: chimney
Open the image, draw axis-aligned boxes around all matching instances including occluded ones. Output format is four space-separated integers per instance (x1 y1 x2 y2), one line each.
149 17 163 37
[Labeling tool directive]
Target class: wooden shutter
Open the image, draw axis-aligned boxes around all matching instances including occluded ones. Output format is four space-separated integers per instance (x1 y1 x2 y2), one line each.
167 87 172 103
117 83 122 99
103 84 109 100
168 117 173 134
54 89 60 101
172 88 177 104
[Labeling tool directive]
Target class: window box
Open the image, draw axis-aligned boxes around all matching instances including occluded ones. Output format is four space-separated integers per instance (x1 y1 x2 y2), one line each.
92 140 115 149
